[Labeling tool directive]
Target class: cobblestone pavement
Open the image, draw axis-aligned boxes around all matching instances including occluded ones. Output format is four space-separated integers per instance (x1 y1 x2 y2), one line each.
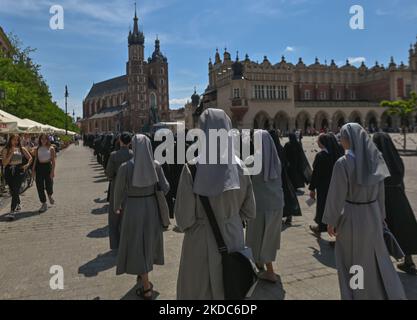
0 139 416 300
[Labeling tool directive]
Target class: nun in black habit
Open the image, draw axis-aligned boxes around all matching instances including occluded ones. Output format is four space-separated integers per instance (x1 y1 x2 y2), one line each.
269 130 302 222
373 132 417 275
309 133 344 235
284 133 312 191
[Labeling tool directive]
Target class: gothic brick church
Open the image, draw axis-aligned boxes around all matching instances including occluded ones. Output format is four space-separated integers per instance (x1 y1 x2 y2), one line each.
81 7 170 134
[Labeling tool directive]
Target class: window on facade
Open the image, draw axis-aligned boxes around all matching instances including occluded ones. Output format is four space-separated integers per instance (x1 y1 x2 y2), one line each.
319 91 327 100
350 90 356 100
233 88 240 99
304 90 311 100
406 85 412 98
150 93 157 108
335 91 341 100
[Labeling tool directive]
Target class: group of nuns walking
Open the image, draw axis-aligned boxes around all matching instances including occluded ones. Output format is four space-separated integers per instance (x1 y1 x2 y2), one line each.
100 107 416 300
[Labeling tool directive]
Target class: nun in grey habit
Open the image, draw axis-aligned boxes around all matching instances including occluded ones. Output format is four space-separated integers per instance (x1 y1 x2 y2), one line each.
113 134 170 300
174 108 256 300
323 123 406 300
246 130 284 283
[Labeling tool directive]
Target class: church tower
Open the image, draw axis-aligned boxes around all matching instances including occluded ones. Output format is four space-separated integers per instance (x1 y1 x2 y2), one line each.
409 38 417 71
127 4 147 132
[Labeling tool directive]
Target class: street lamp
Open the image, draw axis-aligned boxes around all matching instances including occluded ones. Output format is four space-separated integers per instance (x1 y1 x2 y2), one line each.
65 86 68 135
0 88 5 108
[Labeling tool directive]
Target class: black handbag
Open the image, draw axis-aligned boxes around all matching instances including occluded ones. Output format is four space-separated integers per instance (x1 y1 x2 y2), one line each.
199 196 257 300
188 164 257 300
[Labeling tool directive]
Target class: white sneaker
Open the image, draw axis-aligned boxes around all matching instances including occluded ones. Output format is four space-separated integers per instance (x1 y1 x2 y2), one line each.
15 204 21 212
39 203 48 213
48 195 55 205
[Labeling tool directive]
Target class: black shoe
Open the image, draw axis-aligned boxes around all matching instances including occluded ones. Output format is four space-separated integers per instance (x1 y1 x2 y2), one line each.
309 225 321 237
398 262 417 275
284 217 293 226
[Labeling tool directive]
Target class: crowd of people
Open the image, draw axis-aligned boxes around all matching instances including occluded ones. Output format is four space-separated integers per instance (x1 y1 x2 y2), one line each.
85 108 417 300
0 133 60 220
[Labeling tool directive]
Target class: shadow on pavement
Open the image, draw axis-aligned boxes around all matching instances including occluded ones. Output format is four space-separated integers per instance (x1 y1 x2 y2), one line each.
0 210 40 222
309 238 337 269
78 251 117 277
91 205 109 215
121 284 161 300
248 276 286 300
94 178 108 184
398 272 417 300
87 225 109 238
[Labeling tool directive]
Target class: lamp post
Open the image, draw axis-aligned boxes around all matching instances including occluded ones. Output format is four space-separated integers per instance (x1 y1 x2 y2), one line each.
0 88 5 108
65 85 69 135
0 88 6 194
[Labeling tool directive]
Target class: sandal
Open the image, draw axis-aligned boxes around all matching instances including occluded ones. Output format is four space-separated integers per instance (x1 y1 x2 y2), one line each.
398 263 417 276
258 271 278 283
136 282 154 300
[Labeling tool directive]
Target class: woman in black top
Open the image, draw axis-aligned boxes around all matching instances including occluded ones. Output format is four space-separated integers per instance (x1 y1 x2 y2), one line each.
373 132 417 275
1 134 32 220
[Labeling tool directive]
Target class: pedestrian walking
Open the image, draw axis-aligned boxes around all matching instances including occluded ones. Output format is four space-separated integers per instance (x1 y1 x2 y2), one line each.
1 134 32 220
32 134 56 213
113 134 170 300
105 132 133 251
246 130 284 283
309 133 344 236
373 132 417 275
174 108 256 300
323 123 406 300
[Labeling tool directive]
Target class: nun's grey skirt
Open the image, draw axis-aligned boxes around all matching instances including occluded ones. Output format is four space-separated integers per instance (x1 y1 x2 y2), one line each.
246 208 283 264
116 196 164 275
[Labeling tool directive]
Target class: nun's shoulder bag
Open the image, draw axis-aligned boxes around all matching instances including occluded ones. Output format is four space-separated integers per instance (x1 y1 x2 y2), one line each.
155 184 170 228
188 164 257 300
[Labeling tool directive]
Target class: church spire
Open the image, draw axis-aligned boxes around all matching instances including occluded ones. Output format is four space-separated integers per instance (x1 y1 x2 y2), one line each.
133 2 139 34
128 2 144 46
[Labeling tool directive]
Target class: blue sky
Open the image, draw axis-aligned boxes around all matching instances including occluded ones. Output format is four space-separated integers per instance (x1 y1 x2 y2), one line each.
0 0 416 118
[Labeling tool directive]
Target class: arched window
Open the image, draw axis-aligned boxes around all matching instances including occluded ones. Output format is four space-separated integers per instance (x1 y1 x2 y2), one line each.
150 93 157 109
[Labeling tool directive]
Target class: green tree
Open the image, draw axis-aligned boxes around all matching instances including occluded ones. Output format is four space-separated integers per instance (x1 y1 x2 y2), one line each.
381 91 417 150
0 34 79 132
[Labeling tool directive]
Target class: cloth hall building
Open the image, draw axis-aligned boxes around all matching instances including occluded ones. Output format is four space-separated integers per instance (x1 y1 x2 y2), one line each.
190 39 417 133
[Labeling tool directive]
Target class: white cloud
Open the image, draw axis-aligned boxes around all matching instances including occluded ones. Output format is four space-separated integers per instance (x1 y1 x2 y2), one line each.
348 57 366 65
170 98 189 106
285 46 295 52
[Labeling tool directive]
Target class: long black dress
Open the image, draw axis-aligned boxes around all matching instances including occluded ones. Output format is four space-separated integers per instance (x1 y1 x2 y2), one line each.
309 134 344 232
269 130 302 217
373 133 417 255
309 151 333 231
284 133 312 189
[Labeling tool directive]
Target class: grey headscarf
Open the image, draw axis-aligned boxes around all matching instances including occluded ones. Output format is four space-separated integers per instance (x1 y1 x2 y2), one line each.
340 123 390 186
131 134 159 188
254 130 281 182
193 108 241 197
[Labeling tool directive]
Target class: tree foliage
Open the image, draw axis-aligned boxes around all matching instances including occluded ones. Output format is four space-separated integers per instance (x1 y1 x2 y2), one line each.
0 34 79 132
381 91 417 150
